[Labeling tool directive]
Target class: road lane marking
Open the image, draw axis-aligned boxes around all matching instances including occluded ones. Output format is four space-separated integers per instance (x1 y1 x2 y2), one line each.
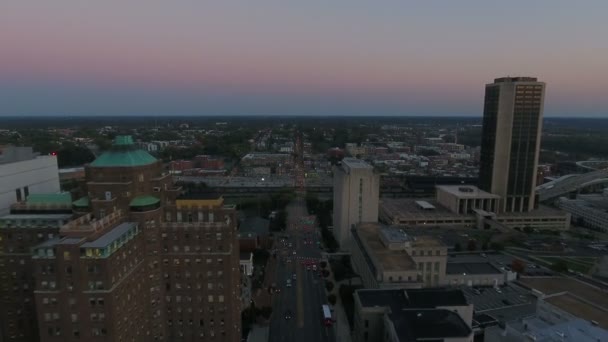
296 247 305 327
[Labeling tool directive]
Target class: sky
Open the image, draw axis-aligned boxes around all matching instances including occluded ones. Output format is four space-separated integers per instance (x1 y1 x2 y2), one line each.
1 1 607 117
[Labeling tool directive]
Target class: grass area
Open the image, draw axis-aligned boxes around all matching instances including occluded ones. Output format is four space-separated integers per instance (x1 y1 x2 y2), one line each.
533 255 597 274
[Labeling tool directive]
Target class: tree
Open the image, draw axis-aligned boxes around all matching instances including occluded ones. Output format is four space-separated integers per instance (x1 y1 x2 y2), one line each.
523 225 534 234
325 281 335 292
327 294 337 305
259 306 273 320
511 259 526 274
320 261 327 269
454 243 462 252
322 270 330 278
467 239 477 251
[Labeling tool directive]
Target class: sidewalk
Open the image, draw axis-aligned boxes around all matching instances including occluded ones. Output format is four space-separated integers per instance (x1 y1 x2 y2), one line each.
253 254 277 308
334 292 352 342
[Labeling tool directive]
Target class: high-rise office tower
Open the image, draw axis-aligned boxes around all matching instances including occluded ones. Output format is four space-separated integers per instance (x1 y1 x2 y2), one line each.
333 158 379 248
479 77 545 213
16 136 241 342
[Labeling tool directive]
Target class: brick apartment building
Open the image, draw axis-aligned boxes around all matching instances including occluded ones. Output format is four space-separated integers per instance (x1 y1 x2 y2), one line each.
1 136 241 342
0 195 74 341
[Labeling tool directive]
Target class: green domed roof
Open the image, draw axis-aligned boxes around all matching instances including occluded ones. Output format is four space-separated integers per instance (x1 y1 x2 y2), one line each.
90 136 157 167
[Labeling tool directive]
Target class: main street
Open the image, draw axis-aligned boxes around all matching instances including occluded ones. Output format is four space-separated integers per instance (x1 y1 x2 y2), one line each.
268 195 335 342
267 131 335 342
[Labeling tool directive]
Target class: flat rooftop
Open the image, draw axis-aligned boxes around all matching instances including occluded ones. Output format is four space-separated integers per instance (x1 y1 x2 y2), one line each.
436 185 499 199
81 222 136 249
355 223 416 272
518 277 608 310
544 293 608 329
0 213 72 221
390 309 471 341
341 157 373 170
381 198 464 220
357 288 468 311
381 198 568 221
446 262 502 275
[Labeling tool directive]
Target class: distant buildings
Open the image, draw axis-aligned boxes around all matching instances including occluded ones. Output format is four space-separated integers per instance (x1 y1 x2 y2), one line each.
479 77 545 213
333 158 380 248
0 146 60 215
353 288 473 342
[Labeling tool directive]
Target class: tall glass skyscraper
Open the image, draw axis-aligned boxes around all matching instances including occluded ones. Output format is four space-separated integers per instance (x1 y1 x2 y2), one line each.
479 77 545 213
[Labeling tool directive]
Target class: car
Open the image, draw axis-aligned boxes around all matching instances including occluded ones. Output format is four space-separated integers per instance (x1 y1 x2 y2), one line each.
285 310 293 320
306 266 311 271
312 265 317 271
293 251 296 255
286 279 292 287
292 274 297 280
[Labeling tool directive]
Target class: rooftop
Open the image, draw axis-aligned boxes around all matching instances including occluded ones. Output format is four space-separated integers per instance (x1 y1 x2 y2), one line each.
26 193 72 205
341 157 373 170
518 277 608 310
81 222 136 249
177 192 222 200
354 223 416 272
544 293 608 329
0 213 72 221
494 76 539 83
90 135 157 167
436 185 499 199
129 195 160 207
389 309 472 341
357 288 468 311
379 226 411 244
381 198 460 221
446 262 502 275
239 217 270 236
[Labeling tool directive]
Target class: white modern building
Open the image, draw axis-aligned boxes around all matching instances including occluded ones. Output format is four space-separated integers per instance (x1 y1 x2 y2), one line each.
557 194 608 232
333 158 380 248
0 146 60 215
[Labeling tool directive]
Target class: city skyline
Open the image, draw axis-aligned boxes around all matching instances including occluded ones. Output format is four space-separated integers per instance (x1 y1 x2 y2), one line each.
1 1 607 117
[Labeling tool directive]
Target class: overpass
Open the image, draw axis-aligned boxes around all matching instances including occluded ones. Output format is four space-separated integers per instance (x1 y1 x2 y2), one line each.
536 169 608 202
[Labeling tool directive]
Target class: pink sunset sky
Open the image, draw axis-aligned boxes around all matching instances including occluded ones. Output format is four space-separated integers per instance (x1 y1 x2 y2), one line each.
1 1 607 116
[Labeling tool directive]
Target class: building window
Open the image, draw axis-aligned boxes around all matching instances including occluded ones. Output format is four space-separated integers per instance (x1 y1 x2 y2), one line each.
16 188 22 202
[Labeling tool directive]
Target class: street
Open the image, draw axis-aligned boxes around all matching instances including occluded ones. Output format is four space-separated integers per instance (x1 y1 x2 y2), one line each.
268 195 336 342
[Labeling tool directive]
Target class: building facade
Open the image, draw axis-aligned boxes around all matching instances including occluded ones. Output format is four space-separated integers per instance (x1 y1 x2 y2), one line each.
478 77 545 213
2 136 241 342
0 203 73 341
0 146 60 215
333 158 379 248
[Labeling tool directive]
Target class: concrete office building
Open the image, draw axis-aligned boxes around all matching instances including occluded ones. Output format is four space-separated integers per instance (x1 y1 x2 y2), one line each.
350 223 447 289
333 158 379 248
479 77 545 213
353 288 473 342
380 186 570 231
3 136 241 342
557 194 608 232
0 146 60 215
